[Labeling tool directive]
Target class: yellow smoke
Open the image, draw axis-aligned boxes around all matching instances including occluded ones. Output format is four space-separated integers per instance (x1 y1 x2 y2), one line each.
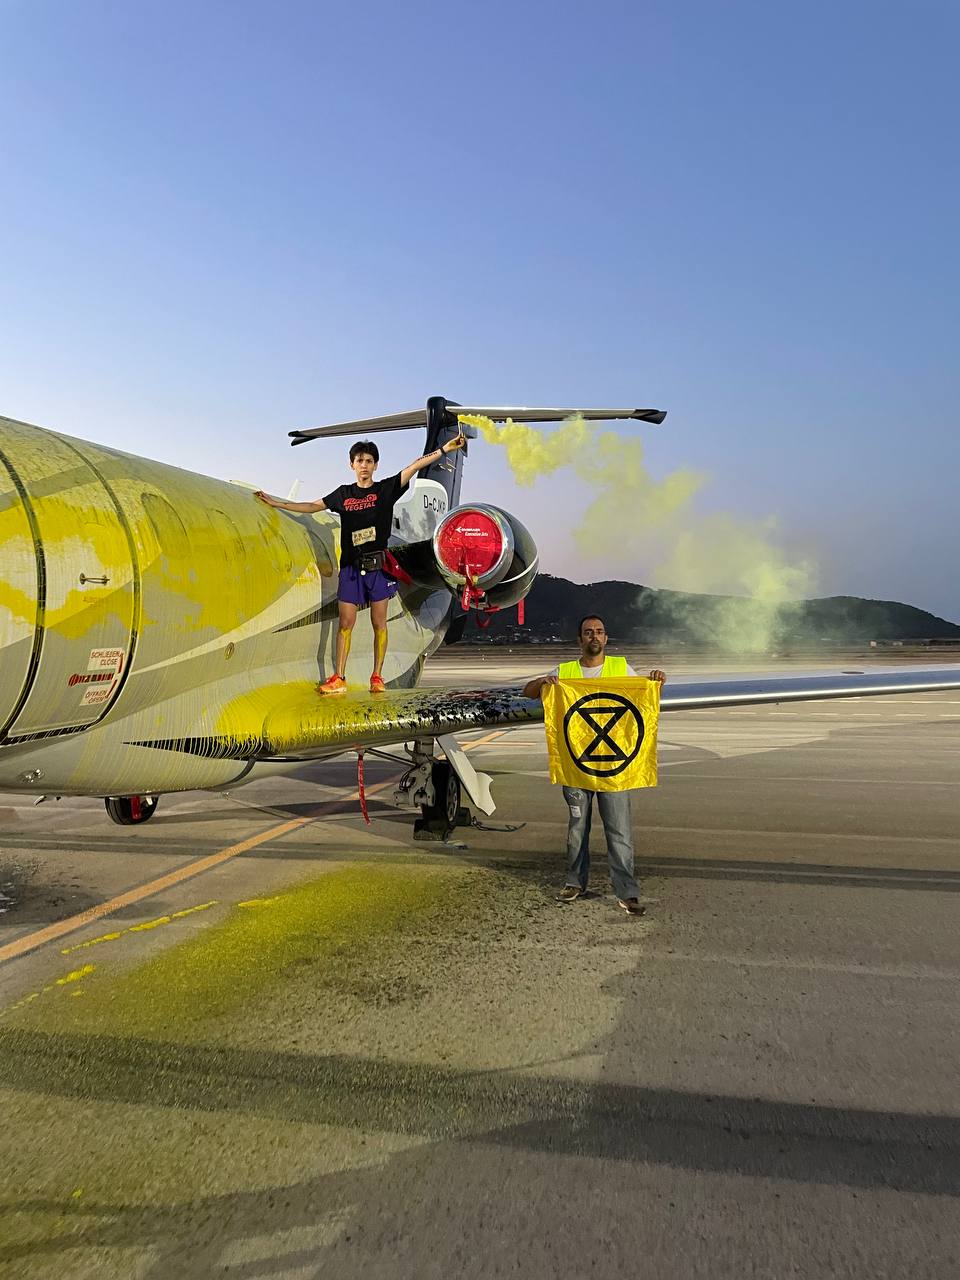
459 413 817 653
458 413 705 536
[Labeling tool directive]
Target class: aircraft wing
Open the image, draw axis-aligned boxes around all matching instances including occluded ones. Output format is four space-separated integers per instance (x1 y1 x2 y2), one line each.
135 684 544 761
660 666 960 710
146 667 960 762
273 685 543 756
310 666 959 756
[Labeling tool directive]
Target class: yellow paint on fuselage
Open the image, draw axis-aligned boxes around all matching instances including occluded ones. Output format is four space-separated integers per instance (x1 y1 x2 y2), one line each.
0 420 136 637
0 413 447 793
0 415 338 737
0 531 37 627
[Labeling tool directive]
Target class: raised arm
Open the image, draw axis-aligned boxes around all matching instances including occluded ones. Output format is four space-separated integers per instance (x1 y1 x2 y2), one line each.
254 492 327 513
399 432 467 488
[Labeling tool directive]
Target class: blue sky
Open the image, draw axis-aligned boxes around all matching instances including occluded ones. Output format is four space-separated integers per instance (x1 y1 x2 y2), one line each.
2 1 957 618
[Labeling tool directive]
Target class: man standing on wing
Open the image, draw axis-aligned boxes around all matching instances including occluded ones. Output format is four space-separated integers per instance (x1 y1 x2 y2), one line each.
256 433 465 693
523 614 666 916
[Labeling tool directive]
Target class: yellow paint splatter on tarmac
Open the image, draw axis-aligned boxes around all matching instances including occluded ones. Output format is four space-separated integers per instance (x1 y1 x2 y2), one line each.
129 916 173 932
1 964 96 1017
60 900 218 954
55 966 95 986
61 930 124 954
11 866 457 1041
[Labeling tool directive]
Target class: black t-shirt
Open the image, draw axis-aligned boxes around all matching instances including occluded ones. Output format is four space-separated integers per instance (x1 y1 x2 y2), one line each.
322 473 409 567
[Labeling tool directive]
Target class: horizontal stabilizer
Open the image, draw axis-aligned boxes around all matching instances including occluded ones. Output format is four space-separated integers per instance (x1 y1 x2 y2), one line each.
289 400 666 445
290 409 429 444
453 406 667 425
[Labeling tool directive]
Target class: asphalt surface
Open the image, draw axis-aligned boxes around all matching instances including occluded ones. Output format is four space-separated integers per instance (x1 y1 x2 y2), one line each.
0 650 959 1278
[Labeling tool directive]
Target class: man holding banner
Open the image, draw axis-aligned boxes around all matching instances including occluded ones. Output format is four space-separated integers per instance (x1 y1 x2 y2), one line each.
523 616 666 916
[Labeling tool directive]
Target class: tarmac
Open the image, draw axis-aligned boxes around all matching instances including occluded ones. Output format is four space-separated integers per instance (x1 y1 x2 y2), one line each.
0 648 958 1278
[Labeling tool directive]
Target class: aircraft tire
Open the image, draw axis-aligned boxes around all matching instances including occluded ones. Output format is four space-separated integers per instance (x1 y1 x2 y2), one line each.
416 761 461 836
104 795 159 825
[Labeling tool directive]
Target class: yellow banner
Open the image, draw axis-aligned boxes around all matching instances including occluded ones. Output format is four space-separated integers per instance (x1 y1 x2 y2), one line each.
543 678 660 790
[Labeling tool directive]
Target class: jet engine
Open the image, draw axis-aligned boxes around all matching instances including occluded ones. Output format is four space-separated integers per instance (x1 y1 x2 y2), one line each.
431 504 538 613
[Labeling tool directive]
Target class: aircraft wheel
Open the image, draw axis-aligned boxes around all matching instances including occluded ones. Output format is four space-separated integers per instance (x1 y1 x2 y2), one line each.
104 795 158 825
415 762 461 837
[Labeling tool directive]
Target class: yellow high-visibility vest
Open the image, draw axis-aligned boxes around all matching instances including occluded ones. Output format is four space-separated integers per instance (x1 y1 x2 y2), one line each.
543 674 660 791
557 655 629 679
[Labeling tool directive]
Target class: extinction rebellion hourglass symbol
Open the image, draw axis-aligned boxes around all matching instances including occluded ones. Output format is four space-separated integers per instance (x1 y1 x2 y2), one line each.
562 692 645 778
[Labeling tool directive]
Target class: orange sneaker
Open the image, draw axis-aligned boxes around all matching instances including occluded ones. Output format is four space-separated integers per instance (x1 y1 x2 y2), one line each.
317 674 347 695
369 674 386 694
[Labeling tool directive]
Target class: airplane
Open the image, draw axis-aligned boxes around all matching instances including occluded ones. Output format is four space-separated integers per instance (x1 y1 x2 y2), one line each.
1 394 958 834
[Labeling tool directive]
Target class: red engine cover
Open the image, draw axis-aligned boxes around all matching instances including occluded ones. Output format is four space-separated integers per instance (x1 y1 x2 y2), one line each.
435 508 505 584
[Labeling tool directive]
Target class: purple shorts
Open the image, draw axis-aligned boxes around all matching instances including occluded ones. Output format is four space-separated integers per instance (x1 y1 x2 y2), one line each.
337 565 399 607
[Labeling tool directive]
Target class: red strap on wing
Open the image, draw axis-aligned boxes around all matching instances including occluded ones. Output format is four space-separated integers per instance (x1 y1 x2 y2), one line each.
357 752 371 825
382 550 413 585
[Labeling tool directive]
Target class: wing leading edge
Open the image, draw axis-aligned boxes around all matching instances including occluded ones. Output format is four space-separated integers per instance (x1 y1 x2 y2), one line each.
128 668 960 762
660 667 960 711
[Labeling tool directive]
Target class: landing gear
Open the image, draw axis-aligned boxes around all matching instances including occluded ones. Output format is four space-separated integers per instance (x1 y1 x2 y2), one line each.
394 742 471 840
104 795 158 825
422 760 461 831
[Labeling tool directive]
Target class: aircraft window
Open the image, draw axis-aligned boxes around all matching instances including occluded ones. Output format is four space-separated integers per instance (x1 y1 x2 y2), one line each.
142 492 189 555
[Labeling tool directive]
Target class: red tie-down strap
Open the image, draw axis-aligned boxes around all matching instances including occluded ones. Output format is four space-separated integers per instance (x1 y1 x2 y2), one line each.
475 606 500 630
382 550 413 585
475 599 524 629
357 751 371 825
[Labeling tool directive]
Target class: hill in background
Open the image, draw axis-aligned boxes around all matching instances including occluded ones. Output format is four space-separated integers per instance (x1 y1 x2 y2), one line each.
463 574 960 651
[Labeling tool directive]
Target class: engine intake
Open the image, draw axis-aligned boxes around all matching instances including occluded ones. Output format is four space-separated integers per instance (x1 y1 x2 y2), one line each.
432 504 538 611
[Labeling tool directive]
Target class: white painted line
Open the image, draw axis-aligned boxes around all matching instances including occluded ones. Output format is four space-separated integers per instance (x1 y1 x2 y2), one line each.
638 950 960 982
639 824 960 846
666 775 960 788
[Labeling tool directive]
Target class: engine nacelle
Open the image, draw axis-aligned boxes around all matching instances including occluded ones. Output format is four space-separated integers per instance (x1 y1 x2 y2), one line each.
432 504 538 611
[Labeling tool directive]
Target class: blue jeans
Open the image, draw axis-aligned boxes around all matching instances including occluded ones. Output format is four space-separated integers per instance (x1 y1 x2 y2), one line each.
562 787 640 900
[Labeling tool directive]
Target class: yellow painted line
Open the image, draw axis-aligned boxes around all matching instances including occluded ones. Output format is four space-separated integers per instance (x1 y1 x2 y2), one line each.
0 784 393 965
458 729 509 750
0 825 302 965
0 732 501 966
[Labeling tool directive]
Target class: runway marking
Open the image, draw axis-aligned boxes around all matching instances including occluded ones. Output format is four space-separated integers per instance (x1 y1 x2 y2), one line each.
667 775 960 788
0 784 399 965
459 729 509 749
0 734 502 966
635 950 960 982
638 825 960 846
884 699 960 704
